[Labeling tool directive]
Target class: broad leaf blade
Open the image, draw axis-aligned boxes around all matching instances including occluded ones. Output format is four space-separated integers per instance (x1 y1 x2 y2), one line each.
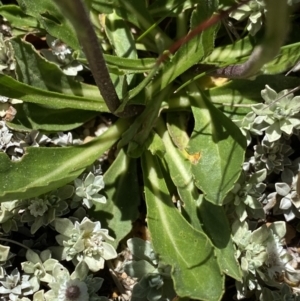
142 150 224 301
187 86 246 205
16 0 79 50
156 119 241 280
91 149 140 249
12 38 101 100
0 118 130 202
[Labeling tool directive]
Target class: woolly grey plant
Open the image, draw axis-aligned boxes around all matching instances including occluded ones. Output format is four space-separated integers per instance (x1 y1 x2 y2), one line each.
51 217 117 272
230 0 265 35
250 85 300 142
73 171 106 209
249 136 293 174
0 268 34 301
21 185 73 234
51 131 82 146
224 169 267 221
43 260 108 301
40 35 83 76
123 238 176 301
0 32 15 76
265 168 300 221
21 249 59 292
232 220 291 299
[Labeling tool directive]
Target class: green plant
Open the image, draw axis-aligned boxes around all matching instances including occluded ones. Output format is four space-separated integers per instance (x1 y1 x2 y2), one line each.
0 0 299 299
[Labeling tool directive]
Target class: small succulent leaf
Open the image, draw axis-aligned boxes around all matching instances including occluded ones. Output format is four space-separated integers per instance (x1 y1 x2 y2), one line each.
249 169 267 183
16 0 80 50
275 182 291 196
0 118 129 202
141 151 224 301
127 238 157 263
101 242 118 260
187 88 246 205
261 85 278 103
124 260 156 279
268 221 286 239
84 255 104 272
54 218 75 236
72 261 89 281
265 123 281 142
25 249 42 264
251 225 270 244
280 197 292 210
90 148 140 249
43 259 58 271
0 244 10 261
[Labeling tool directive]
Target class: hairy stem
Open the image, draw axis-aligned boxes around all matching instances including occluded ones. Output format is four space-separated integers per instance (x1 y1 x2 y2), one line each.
53 0 143 118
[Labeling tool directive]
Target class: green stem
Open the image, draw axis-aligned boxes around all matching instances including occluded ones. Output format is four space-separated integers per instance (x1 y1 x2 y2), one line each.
53 0 143 118
0 238 31 250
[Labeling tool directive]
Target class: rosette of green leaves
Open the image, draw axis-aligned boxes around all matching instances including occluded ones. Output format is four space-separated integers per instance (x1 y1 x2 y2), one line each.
251 85 300 142
51 217 117 272
123 238 176 301
249 137 293 174
224 169 266 221
21 185 73 234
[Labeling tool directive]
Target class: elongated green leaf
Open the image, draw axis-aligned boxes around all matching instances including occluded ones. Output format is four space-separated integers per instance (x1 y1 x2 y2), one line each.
156 118 241 280
187 85 246 205
0 75 108 112
142 150 224 301
198 198 242 280
204 36 254 65
146 0 218 98
8 103 97 132
0 118 130 202
91 149 140 248
16 0 79 50
12 38 101 100
103 54 155 72
263 42 300 74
